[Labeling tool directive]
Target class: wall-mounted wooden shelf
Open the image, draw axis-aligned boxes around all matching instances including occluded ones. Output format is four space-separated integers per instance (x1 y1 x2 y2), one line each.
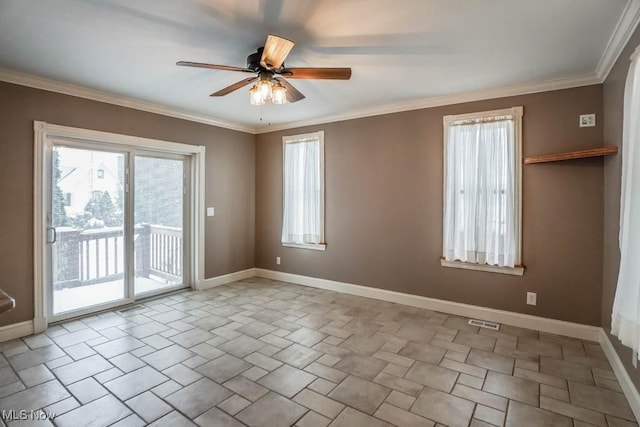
0 289 15 314
524 146 618 164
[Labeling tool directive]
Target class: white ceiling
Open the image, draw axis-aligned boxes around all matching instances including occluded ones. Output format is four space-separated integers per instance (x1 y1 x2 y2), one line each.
0 0 634 132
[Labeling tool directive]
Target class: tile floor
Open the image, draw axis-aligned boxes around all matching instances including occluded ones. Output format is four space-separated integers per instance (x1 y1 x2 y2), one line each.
0 277 636 427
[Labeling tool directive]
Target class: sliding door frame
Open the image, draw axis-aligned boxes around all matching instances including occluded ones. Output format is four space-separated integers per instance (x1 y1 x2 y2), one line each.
34 121 206 333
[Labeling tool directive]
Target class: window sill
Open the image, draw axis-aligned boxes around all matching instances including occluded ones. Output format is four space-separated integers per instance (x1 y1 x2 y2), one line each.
282 242 327 251
440 259 525 276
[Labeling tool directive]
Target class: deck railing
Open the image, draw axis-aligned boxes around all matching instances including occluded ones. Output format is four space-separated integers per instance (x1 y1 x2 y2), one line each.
138 224 183 282
53 224 182 290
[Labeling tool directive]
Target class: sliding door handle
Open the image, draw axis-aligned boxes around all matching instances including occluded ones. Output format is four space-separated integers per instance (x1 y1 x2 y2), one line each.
47 227 57 244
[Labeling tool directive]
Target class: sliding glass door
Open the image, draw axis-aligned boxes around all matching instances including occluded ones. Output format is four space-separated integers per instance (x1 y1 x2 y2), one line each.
50 145 129 316
134 154 189 296
48 144 190 320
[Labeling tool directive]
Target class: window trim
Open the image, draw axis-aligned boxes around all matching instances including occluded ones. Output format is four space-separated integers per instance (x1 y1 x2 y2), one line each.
441 106 524 276
281 131 326 251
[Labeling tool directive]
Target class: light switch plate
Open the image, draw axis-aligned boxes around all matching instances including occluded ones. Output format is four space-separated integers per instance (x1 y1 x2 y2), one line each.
206 207 214 217
526 292 537 306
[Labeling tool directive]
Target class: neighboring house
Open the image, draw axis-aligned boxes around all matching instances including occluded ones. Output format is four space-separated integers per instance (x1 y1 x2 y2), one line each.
57 149 123 218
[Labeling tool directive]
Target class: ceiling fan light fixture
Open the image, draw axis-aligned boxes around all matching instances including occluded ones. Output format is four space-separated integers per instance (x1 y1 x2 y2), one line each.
255 71 274 100
249 85 265 105
272 83 287 104
256 79 272 100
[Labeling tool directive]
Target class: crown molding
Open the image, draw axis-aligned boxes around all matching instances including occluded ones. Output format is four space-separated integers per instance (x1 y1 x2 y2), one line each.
0 67 602 137
0 65 600 136
256 72 601 134
0 67 256 134
595 0 640 81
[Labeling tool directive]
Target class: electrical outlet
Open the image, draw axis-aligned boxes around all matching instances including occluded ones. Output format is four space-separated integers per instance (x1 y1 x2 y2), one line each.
276 256 281 265
579 114 596 127
526 292 537 306
206 207 215 217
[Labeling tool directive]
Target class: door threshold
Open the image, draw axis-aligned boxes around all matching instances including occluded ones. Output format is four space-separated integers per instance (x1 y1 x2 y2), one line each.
49 286 192 327
134 285 192 303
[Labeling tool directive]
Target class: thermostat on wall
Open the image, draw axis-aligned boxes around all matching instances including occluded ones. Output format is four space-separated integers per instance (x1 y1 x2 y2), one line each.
579 114 596 127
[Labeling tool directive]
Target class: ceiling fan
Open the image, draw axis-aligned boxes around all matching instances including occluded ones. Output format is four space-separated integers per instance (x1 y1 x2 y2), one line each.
177 34 352 105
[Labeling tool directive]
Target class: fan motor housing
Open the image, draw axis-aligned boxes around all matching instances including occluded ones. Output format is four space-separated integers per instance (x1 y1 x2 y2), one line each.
247 47 283 72
247 48 263 71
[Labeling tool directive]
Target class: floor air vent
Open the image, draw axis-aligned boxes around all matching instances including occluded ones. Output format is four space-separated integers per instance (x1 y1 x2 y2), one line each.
118 304 145 313
468 319 500 330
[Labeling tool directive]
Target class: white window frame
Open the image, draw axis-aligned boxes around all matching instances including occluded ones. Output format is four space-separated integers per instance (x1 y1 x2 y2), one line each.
441 106 524 276
281 131 326 251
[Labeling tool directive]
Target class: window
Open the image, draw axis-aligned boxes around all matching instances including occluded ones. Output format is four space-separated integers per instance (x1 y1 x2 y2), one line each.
281 131 325 250
441 107 523 275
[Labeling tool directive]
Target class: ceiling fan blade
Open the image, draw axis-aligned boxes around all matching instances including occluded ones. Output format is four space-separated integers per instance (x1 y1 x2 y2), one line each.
177 61 254 73
210 77 258 97
260 34 294 70
274 77 305 103
280 67 351 80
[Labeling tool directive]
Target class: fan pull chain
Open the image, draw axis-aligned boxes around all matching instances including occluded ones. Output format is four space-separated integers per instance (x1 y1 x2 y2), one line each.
259 111 272 126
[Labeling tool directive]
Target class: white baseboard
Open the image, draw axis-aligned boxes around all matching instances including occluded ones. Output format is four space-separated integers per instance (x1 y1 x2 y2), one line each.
0 320 34 343
600 329 640 422
198 268 257 290
255 268 601 342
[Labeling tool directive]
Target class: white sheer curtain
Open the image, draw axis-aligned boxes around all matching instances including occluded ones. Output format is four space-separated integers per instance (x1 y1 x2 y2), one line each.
611 47 640 366
444 118 517 267
281 134 323 245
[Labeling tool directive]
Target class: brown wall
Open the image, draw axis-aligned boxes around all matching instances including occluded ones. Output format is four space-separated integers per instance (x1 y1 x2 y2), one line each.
602 27 640 385
0 82 255 327
256 86 605 326
0 73 612 331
